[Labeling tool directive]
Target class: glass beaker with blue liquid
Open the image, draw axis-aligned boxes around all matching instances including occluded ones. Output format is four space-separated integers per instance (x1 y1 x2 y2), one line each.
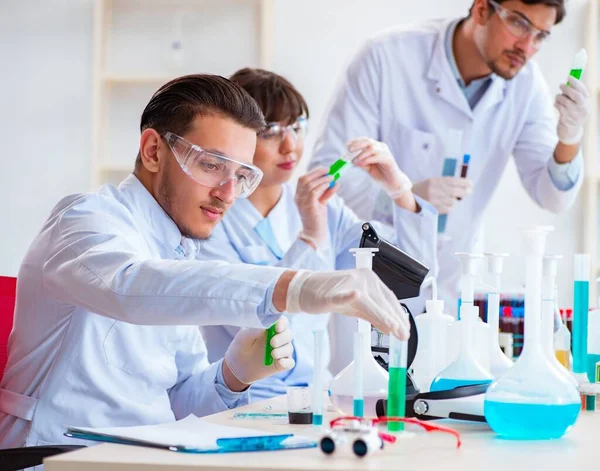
484 226 580 440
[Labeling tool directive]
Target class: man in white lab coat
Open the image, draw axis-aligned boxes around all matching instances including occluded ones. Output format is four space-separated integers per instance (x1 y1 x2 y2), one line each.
310 0 590 311
0 75 409 449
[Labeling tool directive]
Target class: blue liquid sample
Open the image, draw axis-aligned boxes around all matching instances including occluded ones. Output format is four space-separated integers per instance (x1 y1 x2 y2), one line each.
430 377 492 392
587 353 600 383
485 401 580 440
312 414 323 426
573 281 589 374
353 399 364 417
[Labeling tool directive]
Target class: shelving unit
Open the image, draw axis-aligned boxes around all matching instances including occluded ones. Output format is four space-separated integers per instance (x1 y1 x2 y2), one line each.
91 0 275 189
583 0 599 300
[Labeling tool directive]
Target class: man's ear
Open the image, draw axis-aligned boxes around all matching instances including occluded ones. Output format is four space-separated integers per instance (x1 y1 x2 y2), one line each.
139 129 163 174
472 0 492 26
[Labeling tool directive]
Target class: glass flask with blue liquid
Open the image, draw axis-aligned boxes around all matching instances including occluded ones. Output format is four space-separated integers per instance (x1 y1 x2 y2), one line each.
430 253 494 391
484 226 580 440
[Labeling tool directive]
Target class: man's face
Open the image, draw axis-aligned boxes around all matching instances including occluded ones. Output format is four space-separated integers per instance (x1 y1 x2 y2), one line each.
473 0 556 79
154 115 257 240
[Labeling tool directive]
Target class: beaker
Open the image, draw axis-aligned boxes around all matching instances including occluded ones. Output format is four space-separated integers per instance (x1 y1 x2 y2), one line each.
484 226 580 440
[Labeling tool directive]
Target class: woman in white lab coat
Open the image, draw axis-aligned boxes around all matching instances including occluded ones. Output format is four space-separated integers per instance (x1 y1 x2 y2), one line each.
197 68 438 401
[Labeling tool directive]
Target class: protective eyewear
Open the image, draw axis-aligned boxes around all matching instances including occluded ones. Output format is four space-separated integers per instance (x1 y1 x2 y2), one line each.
488 0 551 46
258 117 308 141
329 416 462 449
162 132 263 198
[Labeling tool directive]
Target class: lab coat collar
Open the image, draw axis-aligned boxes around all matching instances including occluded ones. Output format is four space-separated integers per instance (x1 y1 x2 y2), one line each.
427 18 507 118
118 174 183 254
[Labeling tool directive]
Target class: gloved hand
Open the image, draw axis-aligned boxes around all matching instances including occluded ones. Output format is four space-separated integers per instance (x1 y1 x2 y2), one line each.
286 269 410 339
348 137 412 199
224 316 295 385
295 167 338 248
555 76 590 145
412 177 473 214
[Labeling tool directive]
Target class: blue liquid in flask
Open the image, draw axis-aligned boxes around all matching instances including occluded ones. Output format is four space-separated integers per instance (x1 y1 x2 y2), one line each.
484 401 580 440
430 377 492 392
353 399 364 417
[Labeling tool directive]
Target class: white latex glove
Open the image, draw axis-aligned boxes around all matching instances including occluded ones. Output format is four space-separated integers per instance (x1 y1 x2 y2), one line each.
347 137 412 199
555 76 590 146
412 177 473 214
295 167 338 248
224 316 295 385
286 269 410 340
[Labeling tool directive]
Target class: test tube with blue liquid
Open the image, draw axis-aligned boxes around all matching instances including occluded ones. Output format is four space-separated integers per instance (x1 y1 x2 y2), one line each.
312 330 325 426
353 330 366 417
387 334 408 432
438 129 463 233
573 254 590 383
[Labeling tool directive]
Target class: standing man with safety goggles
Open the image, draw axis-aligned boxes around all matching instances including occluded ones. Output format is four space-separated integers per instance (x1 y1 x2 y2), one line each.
310 0 590 313
0 75 409 449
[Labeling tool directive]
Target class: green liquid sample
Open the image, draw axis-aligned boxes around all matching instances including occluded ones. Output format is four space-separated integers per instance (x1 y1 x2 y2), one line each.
328 159 348 182
387 367 407 432
573 281 589 374
264 324 277 366
569 68 583 80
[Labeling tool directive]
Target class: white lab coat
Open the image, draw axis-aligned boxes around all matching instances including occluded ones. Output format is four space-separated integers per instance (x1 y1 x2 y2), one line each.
196 184 437 399
310 19 582 312
0 175 285 450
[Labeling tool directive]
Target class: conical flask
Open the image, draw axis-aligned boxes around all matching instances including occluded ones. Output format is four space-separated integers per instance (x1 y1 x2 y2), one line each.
430 253 493 391
484 226 580 440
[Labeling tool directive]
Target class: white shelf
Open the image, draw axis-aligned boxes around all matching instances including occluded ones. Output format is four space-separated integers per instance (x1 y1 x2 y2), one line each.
102 75 177 85
91 0 275 190
101 165 133 172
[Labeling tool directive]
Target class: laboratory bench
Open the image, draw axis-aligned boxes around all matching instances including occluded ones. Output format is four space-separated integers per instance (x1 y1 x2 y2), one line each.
45 394 600 471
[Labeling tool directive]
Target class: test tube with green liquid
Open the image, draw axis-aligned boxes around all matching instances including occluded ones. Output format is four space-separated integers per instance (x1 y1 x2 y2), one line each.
568 49 587 83
387 334 408 432
264 323 277 366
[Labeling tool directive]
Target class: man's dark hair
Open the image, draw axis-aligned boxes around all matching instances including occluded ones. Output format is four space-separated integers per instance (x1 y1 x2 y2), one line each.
135 74 266 168
229 68 309 124
470 0 566 24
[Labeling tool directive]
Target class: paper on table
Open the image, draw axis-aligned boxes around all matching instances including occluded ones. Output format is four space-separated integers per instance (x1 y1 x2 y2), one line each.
66 415 281 450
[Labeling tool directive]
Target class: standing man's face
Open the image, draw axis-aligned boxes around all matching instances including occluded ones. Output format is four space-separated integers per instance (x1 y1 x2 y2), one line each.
139 115 257 240
473 0 556 80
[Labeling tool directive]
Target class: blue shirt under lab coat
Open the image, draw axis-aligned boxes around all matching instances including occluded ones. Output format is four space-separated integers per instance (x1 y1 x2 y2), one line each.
196 184 437 401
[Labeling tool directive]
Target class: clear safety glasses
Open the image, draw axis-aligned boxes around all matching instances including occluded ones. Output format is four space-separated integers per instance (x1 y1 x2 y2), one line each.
258 117 308 142
488 0 551 46
162 132 263 198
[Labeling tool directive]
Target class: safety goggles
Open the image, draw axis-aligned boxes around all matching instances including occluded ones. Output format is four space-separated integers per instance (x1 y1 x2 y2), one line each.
258 117 308 142
162 132 263 198
329 416 462 449
488 0 551 46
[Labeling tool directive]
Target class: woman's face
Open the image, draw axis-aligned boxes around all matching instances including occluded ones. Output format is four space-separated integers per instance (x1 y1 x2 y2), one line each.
253 118 307 187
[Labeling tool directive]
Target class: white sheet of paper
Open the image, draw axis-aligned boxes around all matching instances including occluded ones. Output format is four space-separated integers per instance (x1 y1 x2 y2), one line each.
67 415 280 449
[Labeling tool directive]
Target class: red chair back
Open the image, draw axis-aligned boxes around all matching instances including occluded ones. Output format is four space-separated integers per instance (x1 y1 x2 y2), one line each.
0 277 17 379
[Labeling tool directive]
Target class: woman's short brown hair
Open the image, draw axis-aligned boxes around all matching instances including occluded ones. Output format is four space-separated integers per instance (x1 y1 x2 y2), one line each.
229 68 309 125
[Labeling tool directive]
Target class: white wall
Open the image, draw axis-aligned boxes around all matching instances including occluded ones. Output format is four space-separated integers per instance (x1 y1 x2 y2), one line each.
0 0 589 306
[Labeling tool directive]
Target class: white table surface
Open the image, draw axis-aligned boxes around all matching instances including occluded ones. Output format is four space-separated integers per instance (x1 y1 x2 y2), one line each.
45 394 600 471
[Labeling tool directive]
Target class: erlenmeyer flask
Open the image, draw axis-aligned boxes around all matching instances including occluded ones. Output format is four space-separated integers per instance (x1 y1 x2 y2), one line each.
484 226 580 440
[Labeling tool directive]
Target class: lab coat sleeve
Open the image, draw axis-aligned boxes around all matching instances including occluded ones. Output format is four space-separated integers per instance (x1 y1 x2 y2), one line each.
309 40 385 221
512 64 583 213
169 328 247 419
42 195 284 328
